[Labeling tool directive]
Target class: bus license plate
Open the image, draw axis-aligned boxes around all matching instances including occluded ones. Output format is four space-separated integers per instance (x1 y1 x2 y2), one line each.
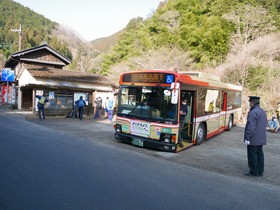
132 138 144 147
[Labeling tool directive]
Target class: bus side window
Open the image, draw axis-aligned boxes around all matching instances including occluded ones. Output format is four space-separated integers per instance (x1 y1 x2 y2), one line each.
205 89 219 113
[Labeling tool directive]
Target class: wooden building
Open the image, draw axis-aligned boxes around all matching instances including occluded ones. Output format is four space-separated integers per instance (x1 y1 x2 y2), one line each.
3 44 116 115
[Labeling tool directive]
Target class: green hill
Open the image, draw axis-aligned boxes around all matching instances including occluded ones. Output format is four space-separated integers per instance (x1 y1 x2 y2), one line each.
0 0 73 62
96 0 280 73
92 0 280 116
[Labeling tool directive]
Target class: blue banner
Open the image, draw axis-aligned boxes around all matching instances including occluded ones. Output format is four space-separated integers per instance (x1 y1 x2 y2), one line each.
1 69 15 82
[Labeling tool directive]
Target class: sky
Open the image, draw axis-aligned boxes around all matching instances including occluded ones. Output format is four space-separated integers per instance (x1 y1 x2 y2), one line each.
13 0 163 41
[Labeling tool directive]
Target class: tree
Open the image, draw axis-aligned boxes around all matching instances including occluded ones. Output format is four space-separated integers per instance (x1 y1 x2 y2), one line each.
128 46 193 71
217 33 280 117
223 5 276 53
49 37 73 61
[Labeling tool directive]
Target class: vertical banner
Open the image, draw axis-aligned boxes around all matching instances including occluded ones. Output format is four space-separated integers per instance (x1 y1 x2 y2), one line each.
10 84 16 104
0 85 2 105
1 85 7 103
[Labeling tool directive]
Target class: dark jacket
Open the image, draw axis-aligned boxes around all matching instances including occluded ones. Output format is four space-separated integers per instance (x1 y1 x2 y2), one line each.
244 104 267 146
76 99 86 109
95 98 102 110
180 103 188 121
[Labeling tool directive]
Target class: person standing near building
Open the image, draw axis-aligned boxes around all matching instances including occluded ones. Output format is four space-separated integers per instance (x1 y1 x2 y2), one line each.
106 97 115 121
104 97 109 119
94 96 102 120
35 93 49 120
244 96 267 177
76 96 86 120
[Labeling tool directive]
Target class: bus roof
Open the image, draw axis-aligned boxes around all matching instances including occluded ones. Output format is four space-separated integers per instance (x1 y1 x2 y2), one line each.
179 71 242 91
119 70 242 91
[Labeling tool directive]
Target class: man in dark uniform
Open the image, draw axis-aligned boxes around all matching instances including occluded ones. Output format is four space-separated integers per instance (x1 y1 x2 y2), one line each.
178 97 188 148
244 96 267 177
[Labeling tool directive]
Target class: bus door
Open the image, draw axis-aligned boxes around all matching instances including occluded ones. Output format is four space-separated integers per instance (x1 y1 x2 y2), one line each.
181 91 195 142
221 92 228 129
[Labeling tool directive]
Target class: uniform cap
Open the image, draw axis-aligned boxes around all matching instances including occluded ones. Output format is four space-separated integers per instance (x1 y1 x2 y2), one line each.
249 96 260 102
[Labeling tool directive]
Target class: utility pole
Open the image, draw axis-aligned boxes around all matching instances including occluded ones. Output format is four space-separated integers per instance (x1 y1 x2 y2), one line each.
11 24 22 51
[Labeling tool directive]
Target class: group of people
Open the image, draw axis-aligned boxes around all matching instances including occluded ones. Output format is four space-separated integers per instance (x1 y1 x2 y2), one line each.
71 95 115 121
35 93 115 121
93 96 115 121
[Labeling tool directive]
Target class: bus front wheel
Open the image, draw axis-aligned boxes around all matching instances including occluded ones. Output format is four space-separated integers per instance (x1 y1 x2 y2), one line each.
195 123 206 145
226 115 233 131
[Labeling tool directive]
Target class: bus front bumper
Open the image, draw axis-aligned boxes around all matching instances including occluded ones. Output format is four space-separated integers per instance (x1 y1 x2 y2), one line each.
115 132 177 152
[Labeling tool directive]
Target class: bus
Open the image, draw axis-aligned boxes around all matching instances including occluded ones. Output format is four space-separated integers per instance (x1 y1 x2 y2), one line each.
114 70 242 152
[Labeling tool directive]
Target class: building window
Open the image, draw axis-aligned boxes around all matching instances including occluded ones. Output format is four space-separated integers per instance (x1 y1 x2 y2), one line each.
44 91 74 109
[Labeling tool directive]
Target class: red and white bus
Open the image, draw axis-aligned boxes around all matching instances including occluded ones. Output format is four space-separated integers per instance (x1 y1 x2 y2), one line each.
114 70 242 152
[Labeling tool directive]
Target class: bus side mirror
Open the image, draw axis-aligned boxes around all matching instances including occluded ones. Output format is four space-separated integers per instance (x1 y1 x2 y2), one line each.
171 83 179 104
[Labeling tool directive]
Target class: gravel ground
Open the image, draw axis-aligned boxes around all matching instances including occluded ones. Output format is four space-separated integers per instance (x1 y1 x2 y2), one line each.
21 113 280 187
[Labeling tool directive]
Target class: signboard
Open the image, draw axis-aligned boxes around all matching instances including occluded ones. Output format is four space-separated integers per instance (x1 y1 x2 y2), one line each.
130 120 150 136
49 92 55 99
122 73 175 84
1 69 15 82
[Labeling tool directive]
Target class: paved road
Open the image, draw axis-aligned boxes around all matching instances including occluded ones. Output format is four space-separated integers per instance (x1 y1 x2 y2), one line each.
20 111 280 187
0 109 280 210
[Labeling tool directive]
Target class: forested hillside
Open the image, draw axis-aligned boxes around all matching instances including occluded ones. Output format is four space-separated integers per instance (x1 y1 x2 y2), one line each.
0 0 280 116
0 0 122 71
0 0 73 64
96 0 280 72
92 0 280 116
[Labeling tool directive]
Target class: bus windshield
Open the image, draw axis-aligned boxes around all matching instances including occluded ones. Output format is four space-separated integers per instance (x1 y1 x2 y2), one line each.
117 86 178 123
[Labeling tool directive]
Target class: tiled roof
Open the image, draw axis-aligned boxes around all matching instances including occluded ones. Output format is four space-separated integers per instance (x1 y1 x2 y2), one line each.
5 44 71 69
27 67 117 87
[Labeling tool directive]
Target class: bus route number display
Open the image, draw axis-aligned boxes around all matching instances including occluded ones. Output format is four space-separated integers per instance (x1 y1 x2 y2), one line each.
122 73 174 84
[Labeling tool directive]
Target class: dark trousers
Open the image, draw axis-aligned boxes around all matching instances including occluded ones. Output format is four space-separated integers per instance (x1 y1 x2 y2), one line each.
38 106 45 120
247 145 264 175
178 120 184 143
78 108 84 120
94 109 101 120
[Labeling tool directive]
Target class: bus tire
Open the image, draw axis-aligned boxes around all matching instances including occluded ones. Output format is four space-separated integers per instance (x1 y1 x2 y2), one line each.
226 115 233 131
195 123 206 145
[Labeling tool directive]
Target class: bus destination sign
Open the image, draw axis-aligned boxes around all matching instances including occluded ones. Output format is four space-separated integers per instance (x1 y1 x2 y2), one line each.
122 73 174 84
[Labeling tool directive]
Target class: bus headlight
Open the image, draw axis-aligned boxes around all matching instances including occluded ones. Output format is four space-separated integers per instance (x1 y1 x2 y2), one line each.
161 133 173 143
164 138 170 143
116 124 122 133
